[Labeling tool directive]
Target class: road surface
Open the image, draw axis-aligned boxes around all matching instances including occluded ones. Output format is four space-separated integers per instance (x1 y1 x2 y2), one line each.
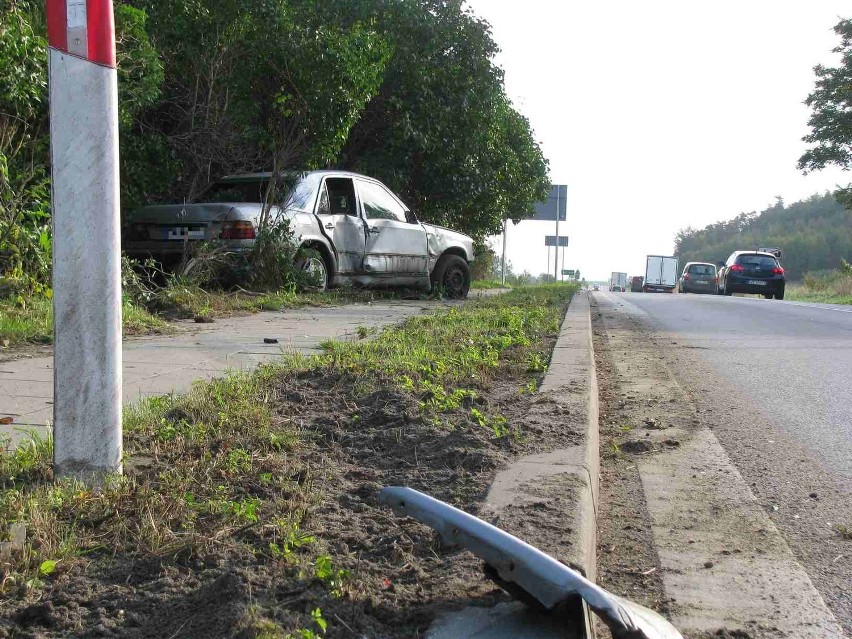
612 291 852 487
594 290 852 635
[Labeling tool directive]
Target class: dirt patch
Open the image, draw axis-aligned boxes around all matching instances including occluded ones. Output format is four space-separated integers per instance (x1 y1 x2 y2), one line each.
0 341 587 638
0 343 53 364
591 302 670 627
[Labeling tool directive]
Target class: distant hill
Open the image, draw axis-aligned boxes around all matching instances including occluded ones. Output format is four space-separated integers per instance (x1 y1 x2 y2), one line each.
674 194 852 280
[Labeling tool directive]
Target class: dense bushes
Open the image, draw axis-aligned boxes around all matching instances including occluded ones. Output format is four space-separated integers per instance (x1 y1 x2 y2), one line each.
0 0 550 297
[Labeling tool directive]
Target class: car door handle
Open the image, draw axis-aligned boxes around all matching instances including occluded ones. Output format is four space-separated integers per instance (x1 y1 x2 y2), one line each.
369 227 380 234
324 223 334 230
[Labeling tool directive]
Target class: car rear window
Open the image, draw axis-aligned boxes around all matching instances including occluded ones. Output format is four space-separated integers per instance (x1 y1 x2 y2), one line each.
687 264 715 275
735 254 778 269
199 175 301 204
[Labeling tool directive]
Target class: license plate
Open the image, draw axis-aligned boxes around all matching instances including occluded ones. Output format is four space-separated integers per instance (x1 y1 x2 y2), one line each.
165 227 205 240
747 280 766 286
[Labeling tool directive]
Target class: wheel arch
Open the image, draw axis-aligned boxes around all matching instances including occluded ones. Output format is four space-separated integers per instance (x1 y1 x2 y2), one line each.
437 246 470 263
299 239 336 276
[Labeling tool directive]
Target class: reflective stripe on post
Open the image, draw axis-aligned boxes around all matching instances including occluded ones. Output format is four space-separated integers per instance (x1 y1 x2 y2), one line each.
47 0 122 478
47 0 117 67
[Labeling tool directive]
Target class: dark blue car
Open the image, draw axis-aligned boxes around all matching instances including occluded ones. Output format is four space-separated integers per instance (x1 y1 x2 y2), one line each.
718 251 785 299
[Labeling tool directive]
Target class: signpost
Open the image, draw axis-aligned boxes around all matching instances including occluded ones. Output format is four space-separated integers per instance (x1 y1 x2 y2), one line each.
47 0 123 478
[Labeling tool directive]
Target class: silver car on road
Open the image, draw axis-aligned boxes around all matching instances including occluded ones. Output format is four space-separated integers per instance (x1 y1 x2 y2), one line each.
123 171 475 298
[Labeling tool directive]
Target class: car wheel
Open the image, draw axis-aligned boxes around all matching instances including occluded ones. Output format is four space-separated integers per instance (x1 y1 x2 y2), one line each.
723 281 733 296
295 248 328 292
763 293 773 299
432 254 470 299
775 290 784 300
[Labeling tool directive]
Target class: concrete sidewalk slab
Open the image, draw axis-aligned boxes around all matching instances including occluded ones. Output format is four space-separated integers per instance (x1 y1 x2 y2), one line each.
0 300 450 446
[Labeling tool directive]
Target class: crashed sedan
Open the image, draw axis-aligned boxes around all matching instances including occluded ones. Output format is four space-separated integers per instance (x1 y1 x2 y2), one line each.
122 171 475 298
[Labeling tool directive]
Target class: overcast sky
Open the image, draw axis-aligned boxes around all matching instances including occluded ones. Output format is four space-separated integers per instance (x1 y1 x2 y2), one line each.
465 0 850 281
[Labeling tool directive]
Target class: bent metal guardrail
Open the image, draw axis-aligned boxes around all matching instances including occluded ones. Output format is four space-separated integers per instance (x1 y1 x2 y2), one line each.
380 486 683 639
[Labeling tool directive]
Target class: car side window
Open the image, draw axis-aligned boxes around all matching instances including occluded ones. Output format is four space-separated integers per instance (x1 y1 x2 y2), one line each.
358 180 408 223
316 185 331 216
321 178 357 216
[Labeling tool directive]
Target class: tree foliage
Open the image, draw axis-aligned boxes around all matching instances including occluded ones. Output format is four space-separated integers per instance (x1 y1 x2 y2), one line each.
674 193 852 279
1 0 550 294
799 18 852 207
332 0 550 237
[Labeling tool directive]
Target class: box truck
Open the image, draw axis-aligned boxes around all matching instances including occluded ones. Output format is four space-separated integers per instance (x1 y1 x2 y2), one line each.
644 255 678 292
609 272 628 292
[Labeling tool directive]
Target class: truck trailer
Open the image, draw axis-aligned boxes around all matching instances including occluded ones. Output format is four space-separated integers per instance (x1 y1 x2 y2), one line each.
609 272 628 292
644 255 678 292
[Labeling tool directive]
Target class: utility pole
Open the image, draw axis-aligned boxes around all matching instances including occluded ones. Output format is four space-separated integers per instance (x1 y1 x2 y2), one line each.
500 219 507 286
553 187 560 280
47 0 123 478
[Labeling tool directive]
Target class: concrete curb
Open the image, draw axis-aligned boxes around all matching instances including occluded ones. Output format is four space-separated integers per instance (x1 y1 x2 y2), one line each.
428 290 600 638
538 290 599 582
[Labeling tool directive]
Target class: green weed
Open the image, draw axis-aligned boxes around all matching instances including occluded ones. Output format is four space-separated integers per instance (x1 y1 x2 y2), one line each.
313 554 350 597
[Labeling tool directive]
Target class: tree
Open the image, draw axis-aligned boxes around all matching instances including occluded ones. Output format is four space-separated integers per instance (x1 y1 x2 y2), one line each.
330 0 550 240
799 18 852 208
124 0 391 207
673 193 852 279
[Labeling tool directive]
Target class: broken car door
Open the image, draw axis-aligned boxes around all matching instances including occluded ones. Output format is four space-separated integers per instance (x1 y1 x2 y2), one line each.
356 179 428 277
316 177 366 274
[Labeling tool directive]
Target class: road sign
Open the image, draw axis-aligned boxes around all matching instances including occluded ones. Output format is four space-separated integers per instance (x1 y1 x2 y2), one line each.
531 185 567 221
545 235 569 247
562 269 575 276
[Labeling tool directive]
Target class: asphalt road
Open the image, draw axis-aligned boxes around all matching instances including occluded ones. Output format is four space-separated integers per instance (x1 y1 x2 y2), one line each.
607 291 852 488
595 290 852 633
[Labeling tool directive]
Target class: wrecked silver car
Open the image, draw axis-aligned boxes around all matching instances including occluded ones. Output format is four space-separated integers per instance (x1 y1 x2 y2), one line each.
122 171 475 298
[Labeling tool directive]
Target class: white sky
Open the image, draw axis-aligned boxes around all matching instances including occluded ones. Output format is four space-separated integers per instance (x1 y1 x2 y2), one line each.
465 0 850 281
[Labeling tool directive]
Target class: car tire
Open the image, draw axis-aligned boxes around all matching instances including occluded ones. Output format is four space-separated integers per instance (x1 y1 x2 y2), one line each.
295 247 329 292
763 293 773 299
432 254 470 299
723 282 733 296
775 290 784 300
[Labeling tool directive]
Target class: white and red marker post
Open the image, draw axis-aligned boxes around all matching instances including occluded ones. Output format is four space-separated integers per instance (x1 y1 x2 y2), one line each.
47 0 123 478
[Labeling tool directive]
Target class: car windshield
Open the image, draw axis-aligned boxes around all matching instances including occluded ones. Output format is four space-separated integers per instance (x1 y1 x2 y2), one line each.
735 255 778 269
688 264 715 275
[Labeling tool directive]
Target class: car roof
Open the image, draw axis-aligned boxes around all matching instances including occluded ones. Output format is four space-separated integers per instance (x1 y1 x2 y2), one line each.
219 170 374 182
731 251 778 258
684 261 715 267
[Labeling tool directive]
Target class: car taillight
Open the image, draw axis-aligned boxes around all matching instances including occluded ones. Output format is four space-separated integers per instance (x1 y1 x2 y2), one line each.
772 267 784 275
220 221 256 240
729 264 744 272
683 273 690 280
714 276 719 283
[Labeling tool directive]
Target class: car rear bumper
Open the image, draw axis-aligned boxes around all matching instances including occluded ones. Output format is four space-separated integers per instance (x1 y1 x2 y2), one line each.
727 275 785 295
123 240 253 257
682 282 716 293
